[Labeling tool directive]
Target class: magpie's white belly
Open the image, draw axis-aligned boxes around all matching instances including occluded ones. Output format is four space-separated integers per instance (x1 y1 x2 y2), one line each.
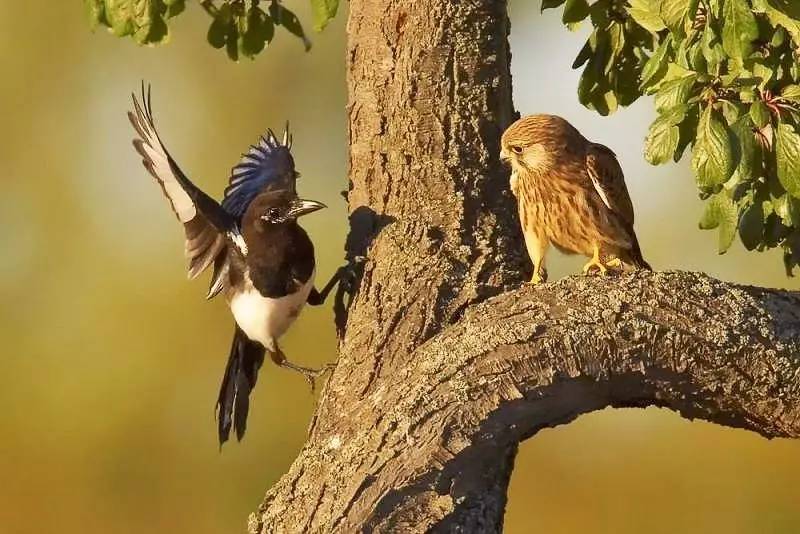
230 270 315 352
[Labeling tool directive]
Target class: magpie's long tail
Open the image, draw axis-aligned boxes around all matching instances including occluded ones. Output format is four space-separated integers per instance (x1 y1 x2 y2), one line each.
216 326 265 446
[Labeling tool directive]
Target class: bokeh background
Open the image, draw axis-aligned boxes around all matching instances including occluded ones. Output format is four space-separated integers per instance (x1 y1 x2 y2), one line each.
1 2 798 533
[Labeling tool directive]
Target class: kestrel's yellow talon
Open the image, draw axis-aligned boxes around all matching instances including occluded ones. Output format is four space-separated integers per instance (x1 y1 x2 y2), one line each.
606 257 622 269
529 273 545 285
583 244 608 275
582 258 607 275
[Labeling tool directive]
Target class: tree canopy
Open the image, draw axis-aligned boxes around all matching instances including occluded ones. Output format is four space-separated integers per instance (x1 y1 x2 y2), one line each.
85 0 800 274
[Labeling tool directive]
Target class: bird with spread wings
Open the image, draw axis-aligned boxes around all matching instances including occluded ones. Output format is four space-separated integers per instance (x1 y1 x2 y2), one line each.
128 84 343 445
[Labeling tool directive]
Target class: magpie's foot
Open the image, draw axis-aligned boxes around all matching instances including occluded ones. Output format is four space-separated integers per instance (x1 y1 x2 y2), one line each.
280 361 336 393
334 257 364 295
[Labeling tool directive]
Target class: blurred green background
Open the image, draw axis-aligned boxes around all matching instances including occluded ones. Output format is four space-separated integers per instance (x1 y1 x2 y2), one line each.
0 2 798 533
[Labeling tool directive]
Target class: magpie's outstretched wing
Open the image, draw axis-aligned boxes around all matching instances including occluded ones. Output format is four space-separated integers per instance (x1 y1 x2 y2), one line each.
128 84 234 289
222 124 299 219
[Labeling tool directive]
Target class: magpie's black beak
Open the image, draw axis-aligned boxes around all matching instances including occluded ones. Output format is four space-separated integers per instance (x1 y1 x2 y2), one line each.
287 198 327 218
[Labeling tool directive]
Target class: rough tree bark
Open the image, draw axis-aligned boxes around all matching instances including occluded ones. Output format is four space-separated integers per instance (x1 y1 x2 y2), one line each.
248 0 800 532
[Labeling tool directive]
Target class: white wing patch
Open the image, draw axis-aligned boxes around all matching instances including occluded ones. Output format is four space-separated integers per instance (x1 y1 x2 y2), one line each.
141 143 196 223
229 230 248 255
589 172 612 210
130 96 197 224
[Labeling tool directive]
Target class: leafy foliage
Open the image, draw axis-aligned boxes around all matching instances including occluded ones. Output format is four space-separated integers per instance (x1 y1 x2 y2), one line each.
84 0 338 59
86 0 800 273
544 0 800 274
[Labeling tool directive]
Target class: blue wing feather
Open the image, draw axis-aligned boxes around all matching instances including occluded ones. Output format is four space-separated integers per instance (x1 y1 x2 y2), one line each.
222 129 297 219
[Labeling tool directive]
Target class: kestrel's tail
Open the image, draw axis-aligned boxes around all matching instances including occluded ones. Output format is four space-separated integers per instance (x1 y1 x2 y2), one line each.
627 230 651 270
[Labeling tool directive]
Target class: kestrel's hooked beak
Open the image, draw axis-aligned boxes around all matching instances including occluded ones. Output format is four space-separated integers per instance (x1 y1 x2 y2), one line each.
287 198 327 218
499 146 512 164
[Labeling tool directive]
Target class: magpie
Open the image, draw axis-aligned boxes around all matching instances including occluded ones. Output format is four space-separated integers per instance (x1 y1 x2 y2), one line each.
128 85 342 445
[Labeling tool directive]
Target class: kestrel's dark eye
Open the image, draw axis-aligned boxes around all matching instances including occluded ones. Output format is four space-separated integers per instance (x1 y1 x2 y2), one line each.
511 145 523 154
268 208 281 220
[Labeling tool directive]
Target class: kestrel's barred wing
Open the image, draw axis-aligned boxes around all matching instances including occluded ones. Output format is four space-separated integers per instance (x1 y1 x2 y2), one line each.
585 142 650 269
584 143 635 227
128 84 234 295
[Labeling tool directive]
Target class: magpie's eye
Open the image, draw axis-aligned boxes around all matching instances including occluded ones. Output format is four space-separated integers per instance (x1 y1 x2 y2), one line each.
511 145 523 154
268 208 281 220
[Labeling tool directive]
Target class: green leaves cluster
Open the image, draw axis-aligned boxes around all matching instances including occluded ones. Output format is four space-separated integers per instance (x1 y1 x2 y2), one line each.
205 1 311 60
84 0 340 59
544 0 800 274
84 0 186 44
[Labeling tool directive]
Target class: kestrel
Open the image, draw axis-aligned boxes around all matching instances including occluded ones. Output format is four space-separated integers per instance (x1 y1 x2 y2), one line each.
500 114 650 284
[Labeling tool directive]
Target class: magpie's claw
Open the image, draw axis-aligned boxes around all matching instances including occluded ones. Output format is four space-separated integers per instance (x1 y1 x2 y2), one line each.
280 361 336 393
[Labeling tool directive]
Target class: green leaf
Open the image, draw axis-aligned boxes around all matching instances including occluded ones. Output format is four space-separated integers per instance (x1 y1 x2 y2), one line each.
692 106 738 189
644 105 687 165
271 4 311 51
646 62 695 95
240 7 273 58
103 0 136 36
781 84 800 103
699 191 738 253
784 231 800 275
165 0 184 18
541 0 567 10
138 12 168 44
311 0 339 32
776 122 800 198
733 116 760 183
771 27 787 47
739 201 765 250
573 40 593 69
207 15 227 49
764 213 788 247
751 61 775 90
701 20 726 73
606 23 625 74
706 0 723 17
722 0 758 63
720 100 743 125
676 105 700 161
84 0 106 30
753 0 800 47
627 0 666 33
640 35 672 89
766 0 800 25
98 0 172 44
739 87 756 103
563 0 590 24
687 41 708 74
226 22 239 61
750 100 771 128
654 75 696 111
774 194 800 226
659 0 691 36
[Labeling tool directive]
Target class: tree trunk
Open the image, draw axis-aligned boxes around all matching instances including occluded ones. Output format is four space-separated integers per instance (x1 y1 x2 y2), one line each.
248 1 800 532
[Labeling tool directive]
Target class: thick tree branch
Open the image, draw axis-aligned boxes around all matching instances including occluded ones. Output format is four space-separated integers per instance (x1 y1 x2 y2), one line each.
250 271 800 532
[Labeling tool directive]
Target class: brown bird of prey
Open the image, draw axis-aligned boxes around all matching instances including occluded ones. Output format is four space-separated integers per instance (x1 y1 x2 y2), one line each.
500 114 650 284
